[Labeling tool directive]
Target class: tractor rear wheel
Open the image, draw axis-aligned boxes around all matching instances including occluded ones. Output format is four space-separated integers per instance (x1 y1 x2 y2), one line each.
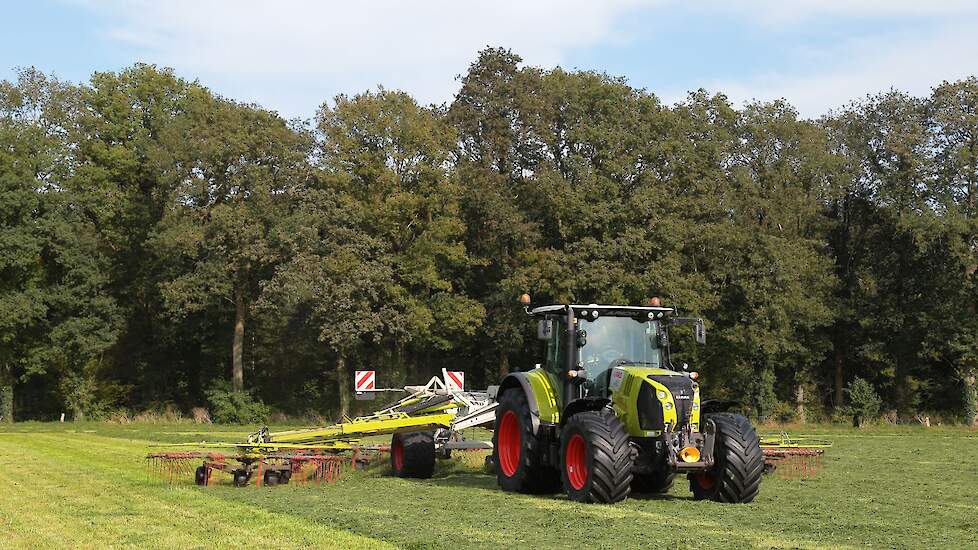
390 430 436 478
689 413 763 503
493 389 561 494
560 409 633 503
631 469 675 494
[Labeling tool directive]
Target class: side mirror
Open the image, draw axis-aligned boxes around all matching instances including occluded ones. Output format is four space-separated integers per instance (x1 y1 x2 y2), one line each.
537 319 553 340
576 330 587 348
695 319 706 345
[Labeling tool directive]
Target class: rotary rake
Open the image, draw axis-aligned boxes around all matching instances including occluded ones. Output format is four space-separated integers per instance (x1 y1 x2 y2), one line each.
147 369 499 487
759 432 832 479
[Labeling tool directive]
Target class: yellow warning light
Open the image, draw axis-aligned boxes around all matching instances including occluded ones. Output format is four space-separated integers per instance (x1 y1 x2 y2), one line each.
519 293 531 305
679 446 701 463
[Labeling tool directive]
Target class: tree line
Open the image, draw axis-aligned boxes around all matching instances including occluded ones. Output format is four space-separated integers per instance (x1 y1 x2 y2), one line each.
2 48 976 425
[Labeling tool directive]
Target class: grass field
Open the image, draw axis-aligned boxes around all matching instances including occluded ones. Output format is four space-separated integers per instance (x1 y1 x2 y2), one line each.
0 422 975 549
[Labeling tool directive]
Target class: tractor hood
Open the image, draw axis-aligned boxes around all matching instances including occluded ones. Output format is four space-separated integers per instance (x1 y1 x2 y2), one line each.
609 366 701 437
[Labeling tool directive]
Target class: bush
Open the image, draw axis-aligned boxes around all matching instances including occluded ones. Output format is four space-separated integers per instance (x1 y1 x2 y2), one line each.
846 377 882 427
204 380 270 424
133 404 186 423
768 401 798 425
191 407 211 424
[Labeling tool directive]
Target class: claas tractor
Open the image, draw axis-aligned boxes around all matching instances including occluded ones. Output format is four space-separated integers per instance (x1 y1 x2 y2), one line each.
492 296 764 504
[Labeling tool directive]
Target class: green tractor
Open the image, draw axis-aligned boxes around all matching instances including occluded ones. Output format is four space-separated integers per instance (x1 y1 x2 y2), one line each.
492 296 764 504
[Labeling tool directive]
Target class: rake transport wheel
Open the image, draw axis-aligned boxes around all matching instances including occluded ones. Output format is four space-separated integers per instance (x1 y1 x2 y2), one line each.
195 466 208 486
689 413 764 503
233 470 250 487
493 389 561 494
263 470 280 487
560 409 633 504
390 430 436 478
631 469 675 495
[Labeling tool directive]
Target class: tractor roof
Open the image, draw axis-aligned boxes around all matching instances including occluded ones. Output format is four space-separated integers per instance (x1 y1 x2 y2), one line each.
529 304 675 318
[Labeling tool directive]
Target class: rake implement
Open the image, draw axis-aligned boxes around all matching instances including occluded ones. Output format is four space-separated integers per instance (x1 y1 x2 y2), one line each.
147 370 496 488
759 432 832 479
146 449 374 487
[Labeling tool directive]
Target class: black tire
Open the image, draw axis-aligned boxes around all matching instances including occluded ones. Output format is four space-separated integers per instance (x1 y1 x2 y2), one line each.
263 470 279 487
689 413 764 503
233 471 250 487
631 469 675 494
492 389 561 494
560 409 633 503
279 469 292 484
195 465 208 486
391 430 436 478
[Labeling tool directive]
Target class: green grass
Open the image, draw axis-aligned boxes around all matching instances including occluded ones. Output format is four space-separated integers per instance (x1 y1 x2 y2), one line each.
0 422 975 549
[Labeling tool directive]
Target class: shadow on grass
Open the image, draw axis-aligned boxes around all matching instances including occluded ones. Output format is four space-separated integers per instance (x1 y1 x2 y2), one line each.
628 491 694 501
425 472 498 490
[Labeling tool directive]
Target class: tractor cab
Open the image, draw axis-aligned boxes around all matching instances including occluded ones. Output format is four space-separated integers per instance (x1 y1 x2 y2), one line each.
526 300 706 403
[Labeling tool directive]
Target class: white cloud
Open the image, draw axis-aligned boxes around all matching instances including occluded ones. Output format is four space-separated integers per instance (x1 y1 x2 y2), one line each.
83 0 659 117
77 1 978 119
706 0 978 24
692 22 978 117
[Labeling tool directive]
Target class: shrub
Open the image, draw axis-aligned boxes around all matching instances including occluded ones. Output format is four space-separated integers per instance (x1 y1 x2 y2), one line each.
191 407 211 424
133 404 185 423
846 377 882 427
769 400 798 425
205 380 270 424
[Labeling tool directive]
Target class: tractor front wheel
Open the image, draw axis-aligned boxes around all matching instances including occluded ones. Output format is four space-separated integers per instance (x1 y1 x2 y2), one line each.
560 409 633 503
689 413 763 503
390 430 436 478
492 389 561 494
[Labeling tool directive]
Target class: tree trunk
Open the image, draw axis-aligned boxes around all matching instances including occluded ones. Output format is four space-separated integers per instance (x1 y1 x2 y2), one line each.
833 353 845 408
963 368 978 427
498 349 509 379
795 384 806 424
0 365 13 423
232 287 245 393
336 356 350 419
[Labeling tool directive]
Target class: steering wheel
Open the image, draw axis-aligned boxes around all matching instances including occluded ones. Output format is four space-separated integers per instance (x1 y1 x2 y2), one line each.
598 349 624 363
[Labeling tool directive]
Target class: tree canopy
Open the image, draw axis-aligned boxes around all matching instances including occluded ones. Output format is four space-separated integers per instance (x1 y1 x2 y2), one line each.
1 50 977 425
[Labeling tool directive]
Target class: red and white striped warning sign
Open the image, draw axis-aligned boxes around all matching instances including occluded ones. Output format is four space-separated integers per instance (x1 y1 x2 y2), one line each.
445 370 464 392
354 370 375 392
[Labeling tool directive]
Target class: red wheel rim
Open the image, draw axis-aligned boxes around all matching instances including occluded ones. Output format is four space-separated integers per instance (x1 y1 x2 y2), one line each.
497 410 521 477
392 438 404 471
695 472 715 490
565 434 588 490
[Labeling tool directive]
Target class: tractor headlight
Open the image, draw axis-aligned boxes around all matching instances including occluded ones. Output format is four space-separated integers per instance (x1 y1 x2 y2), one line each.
692 402 699 410
656 390 666 400
664 402 673 410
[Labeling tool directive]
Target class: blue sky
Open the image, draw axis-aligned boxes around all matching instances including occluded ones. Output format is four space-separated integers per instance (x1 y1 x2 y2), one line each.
4 1 978 119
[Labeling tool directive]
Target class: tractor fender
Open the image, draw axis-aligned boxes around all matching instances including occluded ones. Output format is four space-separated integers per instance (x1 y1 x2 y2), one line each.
499 370 560 434
559 397 611 427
